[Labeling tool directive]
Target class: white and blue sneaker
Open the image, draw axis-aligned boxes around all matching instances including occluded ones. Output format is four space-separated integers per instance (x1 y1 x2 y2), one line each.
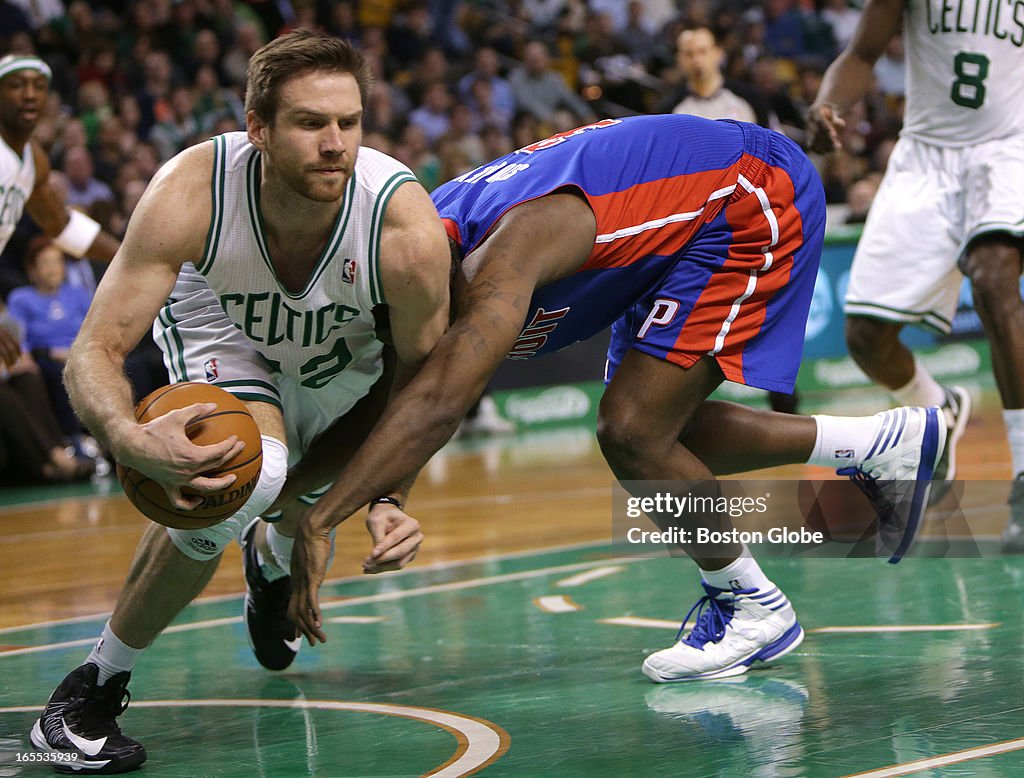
928 386 972 506
838 406 946 564
641 583 804 683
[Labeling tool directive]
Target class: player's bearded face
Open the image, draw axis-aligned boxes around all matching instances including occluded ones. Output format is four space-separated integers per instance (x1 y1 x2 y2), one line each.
255 71 363 203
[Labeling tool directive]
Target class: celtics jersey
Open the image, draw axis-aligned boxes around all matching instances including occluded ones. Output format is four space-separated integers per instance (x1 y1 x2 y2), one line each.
0 138 35 254
190 131 416 391
903 0 1024 145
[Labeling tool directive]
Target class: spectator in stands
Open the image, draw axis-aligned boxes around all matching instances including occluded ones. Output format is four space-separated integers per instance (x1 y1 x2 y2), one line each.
6 238 91 439
63 145 115 216
657 26 767 125
149 84 200 161
511 110 544 148
413 46 453 97
394 123 441 191
192 65 244 133
388 2 440 71
844 175 881 225
750 56 807 140
820 0 861 50
188 29 228 85
327 1 362 46
763 0 806 60
408 80 452 145
480 123 513 159
134 50 175 139
130 141 159 182
521 0 567 30
457 46 516 121
92 115 125 185
76 80 113 148
446 102 486 167
467 77 512 134
509 41 597 125
576 10 646 112
222 21 264 89
0 317 94 484
619 1 659 66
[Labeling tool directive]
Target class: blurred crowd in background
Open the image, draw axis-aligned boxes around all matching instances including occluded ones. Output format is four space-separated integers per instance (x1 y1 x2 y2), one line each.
0 0 900 483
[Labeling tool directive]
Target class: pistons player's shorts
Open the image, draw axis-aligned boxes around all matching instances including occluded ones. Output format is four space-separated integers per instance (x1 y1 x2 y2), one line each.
845 134 1024 332
153 264 383 507
606 130 825 393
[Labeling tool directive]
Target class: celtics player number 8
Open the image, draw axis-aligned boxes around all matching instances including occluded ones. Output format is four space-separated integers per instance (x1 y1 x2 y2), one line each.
951 51 989 109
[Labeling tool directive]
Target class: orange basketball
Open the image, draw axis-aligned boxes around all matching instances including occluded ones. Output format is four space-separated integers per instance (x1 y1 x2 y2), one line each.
115 382 263 530
798 479 878 543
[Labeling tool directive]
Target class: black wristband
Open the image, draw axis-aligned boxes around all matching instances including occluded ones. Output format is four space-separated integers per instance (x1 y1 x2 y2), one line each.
370 495 404 510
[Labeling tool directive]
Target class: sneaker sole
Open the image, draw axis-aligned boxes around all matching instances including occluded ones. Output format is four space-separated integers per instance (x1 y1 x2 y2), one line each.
888 406 946 564
642 621 805 683
30 719 142 774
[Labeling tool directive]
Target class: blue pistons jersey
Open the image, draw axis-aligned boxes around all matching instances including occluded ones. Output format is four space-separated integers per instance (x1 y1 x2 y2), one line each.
432 115 825 392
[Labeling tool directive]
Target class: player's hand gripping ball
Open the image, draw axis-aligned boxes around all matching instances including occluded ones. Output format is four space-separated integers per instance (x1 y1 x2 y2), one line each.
116 382 263 529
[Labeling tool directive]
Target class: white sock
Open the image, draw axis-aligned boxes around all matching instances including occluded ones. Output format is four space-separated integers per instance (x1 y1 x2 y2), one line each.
807 414 881 468
264 523 294 578
1005 409 1024 478
700 549 773 592
891 358 945 408
85 621 143 684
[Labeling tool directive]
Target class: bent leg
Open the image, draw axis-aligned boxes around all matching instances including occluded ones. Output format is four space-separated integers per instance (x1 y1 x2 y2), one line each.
845 315 913 390
598 352 743 568
680 401 817 475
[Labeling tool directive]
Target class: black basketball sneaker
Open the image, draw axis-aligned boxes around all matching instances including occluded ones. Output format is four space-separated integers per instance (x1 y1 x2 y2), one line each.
241 519 301 670
29 663 146 773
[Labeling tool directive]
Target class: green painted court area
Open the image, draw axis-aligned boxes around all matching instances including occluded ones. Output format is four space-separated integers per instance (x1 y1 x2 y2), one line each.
4 543 1024 776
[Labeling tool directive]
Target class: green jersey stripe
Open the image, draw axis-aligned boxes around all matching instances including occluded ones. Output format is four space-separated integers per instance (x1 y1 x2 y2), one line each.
157 305 189 382
369 173 417 305
197 135 226 275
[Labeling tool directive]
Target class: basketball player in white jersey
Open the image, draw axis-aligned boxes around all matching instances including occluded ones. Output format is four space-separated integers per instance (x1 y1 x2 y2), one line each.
0 55 119 265
807 0 1024 548
29 32 450 773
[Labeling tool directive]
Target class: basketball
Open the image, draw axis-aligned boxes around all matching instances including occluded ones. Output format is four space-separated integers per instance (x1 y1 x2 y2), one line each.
797 479 878 543
115 383 263 530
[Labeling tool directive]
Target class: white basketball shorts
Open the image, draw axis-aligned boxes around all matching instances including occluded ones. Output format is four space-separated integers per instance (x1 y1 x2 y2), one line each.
845 133 1024 333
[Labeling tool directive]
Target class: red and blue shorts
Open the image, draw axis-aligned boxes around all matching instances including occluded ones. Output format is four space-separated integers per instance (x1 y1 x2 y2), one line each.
605 130 825 393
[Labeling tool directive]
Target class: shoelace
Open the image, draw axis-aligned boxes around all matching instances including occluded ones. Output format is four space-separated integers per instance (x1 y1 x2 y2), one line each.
837 467 897 527
678 585 757 648
69 680 131 738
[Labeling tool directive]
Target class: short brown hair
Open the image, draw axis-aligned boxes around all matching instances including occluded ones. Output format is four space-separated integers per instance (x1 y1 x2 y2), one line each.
23 235 57 270
245 30 373 122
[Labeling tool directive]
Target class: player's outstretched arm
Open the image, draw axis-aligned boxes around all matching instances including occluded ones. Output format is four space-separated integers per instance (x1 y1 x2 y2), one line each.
64 142 243 508
807 0 903 154
362 180 451 541
288 192 596 644
25 142 120 263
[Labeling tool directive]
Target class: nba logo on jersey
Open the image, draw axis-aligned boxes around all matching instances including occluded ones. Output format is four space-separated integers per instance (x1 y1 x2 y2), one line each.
342 258 357 285
204 358 219 381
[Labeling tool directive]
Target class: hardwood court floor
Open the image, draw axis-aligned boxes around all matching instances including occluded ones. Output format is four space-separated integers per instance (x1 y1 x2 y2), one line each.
1 381 1022 777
